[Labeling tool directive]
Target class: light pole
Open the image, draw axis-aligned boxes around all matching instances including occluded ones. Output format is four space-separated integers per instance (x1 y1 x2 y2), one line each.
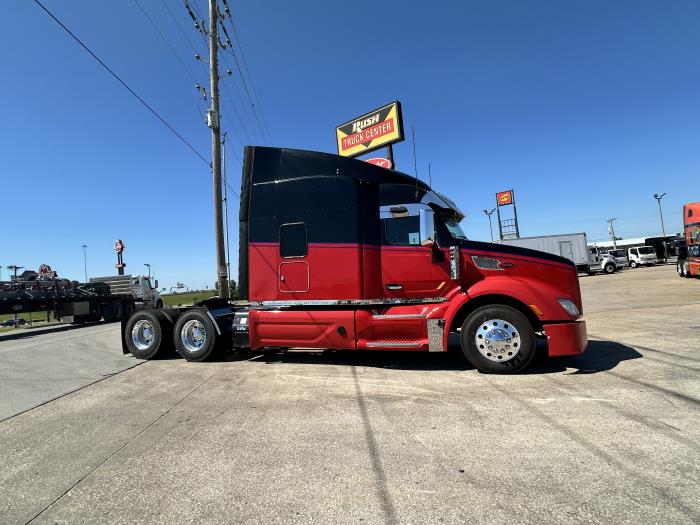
653 193 668 260
144 263 151 279
606 218 618 249
81 244 88 282
0 265 3 281
483 208 496 242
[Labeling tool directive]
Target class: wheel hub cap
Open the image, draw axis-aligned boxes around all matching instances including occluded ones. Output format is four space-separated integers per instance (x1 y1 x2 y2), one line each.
475 319 521 362
131 320 155 351
181 320 207 353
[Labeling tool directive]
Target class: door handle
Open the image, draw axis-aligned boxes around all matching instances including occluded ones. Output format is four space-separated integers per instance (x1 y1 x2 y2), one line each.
385 284 403 290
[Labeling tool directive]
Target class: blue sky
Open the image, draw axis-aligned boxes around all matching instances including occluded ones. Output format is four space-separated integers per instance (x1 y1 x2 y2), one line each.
1 0 698 289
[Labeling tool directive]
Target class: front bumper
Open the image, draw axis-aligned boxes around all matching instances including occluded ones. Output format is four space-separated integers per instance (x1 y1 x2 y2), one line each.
544 320 587 357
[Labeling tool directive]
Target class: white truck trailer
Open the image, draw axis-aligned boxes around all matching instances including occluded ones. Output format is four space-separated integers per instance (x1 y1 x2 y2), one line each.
501 233 622 274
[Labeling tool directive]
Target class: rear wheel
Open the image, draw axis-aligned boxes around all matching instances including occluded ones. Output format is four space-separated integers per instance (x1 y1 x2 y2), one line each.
677 260 686 278
460 305 536 374
174 310 218 362
124 310 167 359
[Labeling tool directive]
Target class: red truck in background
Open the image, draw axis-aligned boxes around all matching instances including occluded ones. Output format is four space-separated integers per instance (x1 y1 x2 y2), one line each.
121 147 587 373
678 202 700 278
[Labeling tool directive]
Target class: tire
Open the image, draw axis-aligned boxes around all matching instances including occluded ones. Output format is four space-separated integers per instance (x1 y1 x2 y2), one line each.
103 301 124 322
684 261 692 279
677 261 686 278
174 310 218 362
459 305 536 374
125 301 136 318
124 310 168 359
604 263 615 274
630 261 638 268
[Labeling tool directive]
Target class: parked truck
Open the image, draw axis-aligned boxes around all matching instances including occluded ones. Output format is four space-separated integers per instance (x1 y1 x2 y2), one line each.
500 233 621 274
0 266 161 324
121 147 587 374
677 201 700 278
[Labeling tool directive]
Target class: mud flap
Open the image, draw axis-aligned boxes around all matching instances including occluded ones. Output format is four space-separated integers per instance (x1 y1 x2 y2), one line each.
121 316 129 354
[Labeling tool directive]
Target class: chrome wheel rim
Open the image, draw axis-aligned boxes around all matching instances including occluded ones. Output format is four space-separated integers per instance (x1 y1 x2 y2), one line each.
131 320 155 351
475 319 521 362
181 320 207 353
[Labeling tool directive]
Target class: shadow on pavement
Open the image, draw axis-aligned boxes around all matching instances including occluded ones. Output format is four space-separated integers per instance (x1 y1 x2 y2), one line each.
216 338 641 375
0 321 111 342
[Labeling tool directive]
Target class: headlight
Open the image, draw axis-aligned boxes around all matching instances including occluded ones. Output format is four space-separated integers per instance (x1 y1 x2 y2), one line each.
557 298 581 317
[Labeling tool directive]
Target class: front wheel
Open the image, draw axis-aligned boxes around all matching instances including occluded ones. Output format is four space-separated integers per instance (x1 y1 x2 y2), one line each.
604 263 615 274
460 305 536 374
174 310 218 362
630 261 638 268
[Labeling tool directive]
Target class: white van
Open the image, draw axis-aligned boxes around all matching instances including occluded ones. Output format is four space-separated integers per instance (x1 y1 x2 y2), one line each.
627 246 658 268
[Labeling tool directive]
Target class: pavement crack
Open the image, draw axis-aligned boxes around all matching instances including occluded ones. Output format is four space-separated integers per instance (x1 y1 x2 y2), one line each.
24 365 225 524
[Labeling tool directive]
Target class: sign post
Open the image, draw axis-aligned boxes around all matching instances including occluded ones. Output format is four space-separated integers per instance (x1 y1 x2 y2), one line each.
336 101 404 167
495 190 520 240
114 239 126 276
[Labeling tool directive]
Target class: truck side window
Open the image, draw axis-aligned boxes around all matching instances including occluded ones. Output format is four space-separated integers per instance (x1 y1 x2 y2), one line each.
280 222 307 258
689 209 694 217
382 216 420 246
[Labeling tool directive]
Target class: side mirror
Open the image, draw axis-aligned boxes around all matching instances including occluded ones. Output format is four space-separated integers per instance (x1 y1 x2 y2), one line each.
419 208 436 246
154 280 159 288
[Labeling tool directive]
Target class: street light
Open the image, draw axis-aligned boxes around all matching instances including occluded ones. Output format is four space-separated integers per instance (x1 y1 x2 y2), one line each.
144 263 151 279
81 245 88 282
653 193 668 260
483 208 496 242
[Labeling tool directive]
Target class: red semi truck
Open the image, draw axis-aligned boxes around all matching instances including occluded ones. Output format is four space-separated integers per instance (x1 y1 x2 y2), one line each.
122 147 587 373
677 201 700 278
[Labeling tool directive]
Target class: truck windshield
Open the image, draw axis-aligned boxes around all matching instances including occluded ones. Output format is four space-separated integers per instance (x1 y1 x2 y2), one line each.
639 247 655 254
443 217 467 240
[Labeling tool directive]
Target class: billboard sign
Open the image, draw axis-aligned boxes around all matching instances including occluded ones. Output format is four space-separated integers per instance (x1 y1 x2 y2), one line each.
336 101 404 158
496 190 514 207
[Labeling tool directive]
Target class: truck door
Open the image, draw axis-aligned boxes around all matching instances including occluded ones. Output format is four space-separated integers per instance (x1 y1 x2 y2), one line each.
380 206 450 298
278 222 310 294
559 241 575 262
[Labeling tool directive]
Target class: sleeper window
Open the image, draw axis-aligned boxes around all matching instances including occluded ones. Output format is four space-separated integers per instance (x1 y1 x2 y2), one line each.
280 223 307 258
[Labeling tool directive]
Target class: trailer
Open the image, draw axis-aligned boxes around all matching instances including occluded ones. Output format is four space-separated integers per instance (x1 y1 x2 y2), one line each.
0 269 161 324
501 233 621 274
121 146 587 374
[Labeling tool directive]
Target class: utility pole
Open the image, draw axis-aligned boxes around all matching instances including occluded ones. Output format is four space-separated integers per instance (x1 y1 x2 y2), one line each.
653 193 668 260
208 0 229 298
0 265 3 281
7 265 23 281
483 208 496 242
606 218 618 249
82 244 88 282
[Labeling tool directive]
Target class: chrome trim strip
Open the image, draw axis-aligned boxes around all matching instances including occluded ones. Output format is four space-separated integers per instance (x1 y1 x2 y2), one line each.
366 341 421 347
259 297 447 307
372 314 427 319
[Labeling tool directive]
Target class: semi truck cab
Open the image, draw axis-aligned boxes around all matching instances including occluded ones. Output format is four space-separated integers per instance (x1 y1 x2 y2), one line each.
122 147 587 374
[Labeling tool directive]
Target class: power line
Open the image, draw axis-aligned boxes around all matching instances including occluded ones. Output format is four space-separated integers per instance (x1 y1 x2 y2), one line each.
159 0 204 58
225 11 273 143
133 0 200 85
33 0 210 166
219 52 267 144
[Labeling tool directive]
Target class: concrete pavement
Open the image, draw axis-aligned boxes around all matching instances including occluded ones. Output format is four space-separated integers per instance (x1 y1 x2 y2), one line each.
0 265 698 524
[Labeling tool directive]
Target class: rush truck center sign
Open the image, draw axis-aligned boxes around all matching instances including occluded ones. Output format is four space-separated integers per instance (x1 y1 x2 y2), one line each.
496 190 514 206
336 101 404 158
